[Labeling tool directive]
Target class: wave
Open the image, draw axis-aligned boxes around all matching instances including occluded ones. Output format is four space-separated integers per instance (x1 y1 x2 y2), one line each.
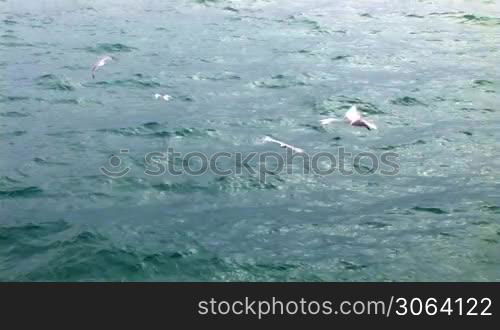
93 78 161 88
460 14 500 26
376 139 426 151
97 122 217 139
252 74 308 89
0 186 43 198
287 14 332 35
2 19 17 26
390 96 427 106
33 157 69 166
0 41 34 47
0 111 29 118
81 43 137 54
0 130 26 138
35 74 79 91
315 96 383 115
331 55 350 61
1 34 18 39
189 71 241 81
405 14 425 19
0 95 30 103
412 206 448 215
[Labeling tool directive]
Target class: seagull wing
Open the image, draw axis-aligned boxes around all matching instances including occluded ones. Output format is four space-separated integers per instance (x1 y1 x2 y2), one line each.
345 105 362 123
91 56 112 79
263 136 277 144
263 136 304 153
320 118 341 125
362 119 377 130
288 145 305 153
91 61 102 79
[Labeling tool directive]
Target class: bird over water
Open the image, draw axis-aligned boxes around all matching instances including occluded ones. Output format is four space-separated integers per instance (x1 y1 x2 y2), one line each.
91 55 113 79
320 105 377 130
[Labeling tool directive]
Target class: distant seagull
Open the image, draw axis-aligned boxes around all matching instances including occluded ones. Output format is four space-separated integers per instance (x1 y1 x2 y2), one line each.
320 105 377 130
154 93 172 101
263 136 304 153
91 55 113 79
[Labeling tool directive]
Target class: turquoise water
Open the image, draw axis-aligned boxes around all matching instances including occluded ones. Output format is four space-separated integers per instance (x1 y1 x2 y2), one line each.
1 0 499 281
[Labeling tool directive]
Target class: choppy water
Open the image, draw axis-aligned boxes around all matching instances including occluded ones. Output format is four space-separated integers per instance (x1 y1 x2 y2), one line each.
1 0 499 281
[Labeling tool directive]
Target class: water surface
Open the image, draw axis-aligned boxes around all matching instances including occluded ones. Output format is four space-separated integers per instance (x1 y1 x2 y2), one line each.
1 0 499 281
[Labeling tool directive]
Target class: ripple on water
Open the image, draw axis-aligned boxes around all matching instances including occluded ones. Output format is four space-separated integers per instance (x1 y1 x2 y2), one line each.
1 34 18 39
0 220 70 243
287 14 332 35
460 107 495 113
376 139 426 151
48 98 88 105
472 80 496 93
0 111 29 118
315 95 383 115
93 78 161 88
1 218 272 280
127 173 279 197
405 14 425 19
252 74 308 89
195 0 223 5
332 55 351 61
33 157 69 166
479 204 500 214
227 117 297 129
0 41 34 47
390 96 427 107
460 14 500 26
215 175 279 193
97 122 218 139
473 79 494 87
0 95 30 103
301 123 327 133
223 6 239 13
81 43 138 54
0 130 27 138
0 186 43 199
189 71 241 81
35 74 79 91
152 182 208 194
412 206 448 215
428 11 464 16
2 19 17 25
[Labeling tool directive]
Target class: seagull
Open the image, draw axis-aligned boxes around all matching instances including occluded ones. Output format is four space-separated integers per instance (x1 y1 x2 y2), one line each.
91 55 113 79
263 136 304 153
154 93 172 101
320 105 377 130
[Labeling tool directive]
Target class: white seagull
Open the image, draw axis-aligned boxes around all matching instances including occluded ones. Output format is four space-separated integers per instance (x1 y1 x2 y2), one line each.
91 55 113 79
320 105 377 130
263 136 304 153
154 93 172 101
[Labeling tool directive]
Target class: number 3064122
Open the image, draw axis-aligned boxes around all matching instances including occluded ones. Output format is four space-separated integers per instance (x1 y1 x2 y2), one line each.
394 297 492 316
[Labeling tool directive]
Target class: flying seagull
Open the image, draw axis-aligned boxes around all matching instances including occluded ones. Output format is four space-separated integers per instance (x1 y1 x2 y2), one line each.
263 136 304 153
320 105 377 130
91 55 113 79
154 93 172 101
